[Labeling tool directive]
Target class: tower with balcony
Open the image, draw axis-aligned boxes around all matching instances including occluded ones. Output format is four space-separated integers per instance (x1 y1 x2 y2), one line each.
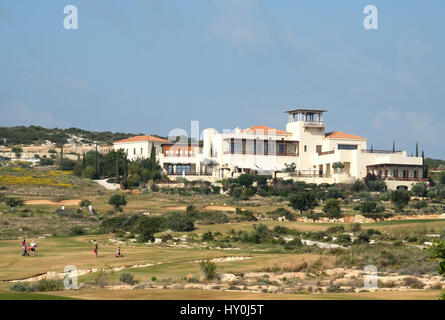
285 108 327 169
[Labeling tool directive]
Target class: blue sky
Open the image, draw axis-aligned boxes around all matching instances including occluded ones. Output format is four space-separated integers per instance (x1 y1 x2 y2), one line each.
0 1 444 158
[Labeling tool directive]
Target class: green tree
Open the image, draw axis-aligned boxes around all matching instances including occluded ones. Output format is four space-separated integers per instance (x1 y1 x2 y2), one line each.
412 182 427 197
415 142 419 157
4 197 24 212
332 162 345 174
428 239 445 299
59 144 64 170
81 166 96 179
284 163 296 173
11 146 23 158
80 199 92 209
390 189 410 212
322 199 341 218
108 194 128 212
237 174 255 188
289 191 318 214
367 179 387 192
428 239 445 275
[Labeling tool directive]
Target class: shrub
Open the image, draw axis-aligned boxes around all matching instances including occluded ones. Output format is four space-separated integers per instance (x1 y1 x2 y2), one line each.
199 260 217 280
163 212 194 232
4 197 24 212
326 226 345 234
403 277 426 289
211 185 221 194
202 231 214 241
120 272 136 285
94 268 108 288
352 180 366 192
360 201 377 213
11 279 63 292
186 205 196 214
70 226 85 236
412 200 427 210
11 283 35 292
326 187 343 200
367 179 387 192
197 211 229 224
267 208 295 221
354 232 370 244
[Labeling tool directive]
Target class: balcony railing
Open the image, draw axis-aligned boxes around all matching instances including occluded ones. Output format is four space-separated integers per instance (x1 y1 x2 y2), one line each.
224 151 298 156
380 176 428 182
361 149 403 154
303 121 325 128
290 172 331 178
165 172 213 176
318 150 335 156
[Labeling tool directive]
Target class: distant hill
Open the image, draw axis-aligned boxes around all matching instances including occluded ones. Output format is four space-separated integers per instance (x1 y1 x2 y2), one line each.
0 126 147 146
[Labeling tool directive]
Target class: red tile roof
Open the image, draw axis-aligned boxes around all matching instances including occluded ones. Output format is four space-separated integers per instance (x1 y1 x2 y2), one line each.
114 135 170 144
325 131 367 140
242 125 291 135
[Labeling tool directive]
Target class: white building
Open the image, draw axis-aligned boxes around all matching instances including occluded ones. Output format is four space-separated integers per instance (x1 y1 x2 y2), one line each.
113 135 170 161
114 109 427 190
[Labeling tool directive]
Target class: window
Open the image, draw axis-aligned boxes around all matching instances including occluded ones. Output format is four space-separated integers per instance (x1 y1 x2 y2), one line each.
176 164 191 175
141 148 143 154
338 144 358 150
230 139 235 154
253 140 257 154
264 141 269 154
133 148 136 155
167 164 174 174
304 145 307 152
278 144 285 154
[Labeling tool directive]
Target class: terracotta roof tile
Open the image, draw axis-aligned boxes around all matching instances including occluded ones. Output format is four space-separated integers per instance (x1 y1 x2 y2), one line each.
325 131 367 140
114 135 170 144
242 125 291 135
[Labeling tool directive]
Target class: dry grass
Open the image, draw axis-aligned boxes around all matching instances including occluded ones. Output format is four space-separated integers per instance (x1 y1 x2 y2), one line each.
40 288 443 300
260 256 336 273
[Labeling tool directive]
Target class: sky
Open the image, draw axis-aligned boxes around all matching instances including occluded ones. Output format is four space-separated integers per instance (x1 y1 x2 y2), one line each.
0 0 444 158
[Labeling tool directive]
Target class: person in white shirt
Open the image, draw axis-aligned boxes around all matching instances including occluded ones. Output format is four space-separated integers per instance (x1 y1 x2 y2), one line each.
29 240 37 256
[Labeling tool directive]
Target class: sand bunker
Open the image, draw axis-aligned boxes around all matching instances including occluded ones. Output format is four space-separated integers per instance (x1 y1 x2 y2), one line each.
163 205 188 211
204 205 236 212
189 256 252 263
25 199 81 206
11 262 161 283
